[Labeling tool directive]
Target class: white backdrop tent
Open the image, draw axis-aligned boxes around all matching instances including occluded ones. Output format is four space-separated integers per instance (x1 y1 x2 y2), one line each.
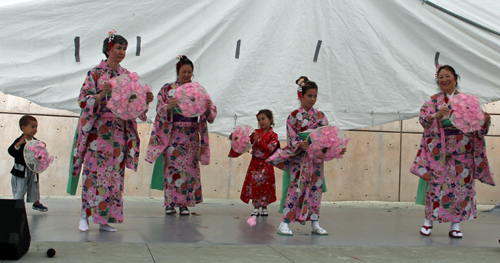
1 0 500 140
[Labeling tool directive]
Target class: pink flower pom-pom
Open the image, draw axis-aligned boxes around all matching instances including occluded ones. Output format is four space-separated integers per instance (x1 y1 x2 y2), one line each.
306 126 349 163
26 140 54 173
173 82 209 117
247 216 257 227
128 72 140 81
449 93 484 133
106 72 150 120
231 125 255 154
108 78 118 89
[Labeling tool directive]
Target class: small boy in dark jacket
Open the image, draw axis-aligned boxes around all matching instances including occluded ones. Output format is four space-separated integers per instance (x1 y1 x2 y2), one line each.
8 115 48 212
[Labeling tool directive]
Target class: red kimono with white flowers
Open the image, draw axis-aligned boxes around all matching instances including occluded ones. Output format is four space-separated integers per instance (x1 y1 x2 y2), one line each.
229 128 279 208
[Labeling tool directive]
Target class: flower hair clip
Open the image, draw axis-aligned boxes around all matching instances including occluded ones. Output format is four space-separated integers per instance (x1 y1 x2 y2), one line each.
107 29 116 52
297 77 306 100
108 29 116 40
297 78 306 87
435 64 443 80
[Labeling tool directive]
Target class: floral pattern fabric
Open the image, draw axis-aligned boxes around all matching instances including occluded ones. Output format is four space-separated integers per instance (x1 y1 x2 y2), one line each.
146 81 217 207
267 107 328 224
73 60 147 224
230 128 279 208
410 91 494 223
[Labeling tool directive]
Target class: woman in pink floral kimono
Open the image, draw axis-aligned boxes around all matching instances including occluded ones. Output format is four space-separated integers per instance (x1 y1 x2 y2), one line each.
71 32 153 232
268 76 345 236
411 65 494 238
146 56 217 215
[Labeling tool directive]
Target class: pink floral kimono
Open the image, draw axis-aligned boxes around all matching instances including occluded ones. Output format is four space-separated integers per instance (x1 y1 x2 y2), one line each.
410 91 494 223
146 81 216 208
267 107 328 224
229 128 280 208
72 60 147 224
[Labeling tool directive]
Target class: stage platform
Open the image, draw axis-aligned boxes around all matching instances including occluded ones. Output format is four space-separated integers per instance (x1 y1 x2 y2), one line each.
2 197 500 262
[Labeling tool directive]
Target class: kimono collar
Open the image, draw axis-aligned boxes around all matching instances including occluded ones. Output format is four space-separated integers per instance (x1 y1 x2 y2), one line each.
175 79 192 86
100 59 125 75
298 106 316 115
440 90 459 103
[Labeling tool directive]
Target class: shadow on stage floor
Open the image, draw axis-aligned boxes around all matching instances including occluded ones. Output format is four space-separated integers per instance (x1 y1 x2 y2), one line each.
21 197 500 248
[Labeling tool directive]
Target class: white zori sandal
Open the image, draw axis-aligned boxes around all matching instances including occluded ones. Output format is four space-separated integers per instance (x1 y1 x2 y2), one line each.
261 208 269 216
277 222 293 236
251 209 260 216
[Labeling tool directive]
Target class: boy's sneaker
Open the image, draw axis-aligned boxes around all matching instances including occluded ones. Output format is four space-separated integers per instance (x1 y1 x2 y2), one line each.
32 203 48 212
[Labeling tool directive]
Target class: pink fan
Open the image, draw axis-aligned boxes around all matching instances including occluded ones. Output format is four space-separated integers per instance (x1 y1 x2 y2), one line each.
106 72 151 120
306 126 349 163
449 93 485 133
23 140 54 173
247 215 257 227
174 82 210 117
230 125 255 154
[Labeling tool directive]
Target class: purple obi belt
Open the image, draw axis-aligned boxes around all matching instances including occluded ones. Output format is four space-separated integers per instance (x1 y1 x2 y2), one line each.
443 126 464 136
173 114 198 123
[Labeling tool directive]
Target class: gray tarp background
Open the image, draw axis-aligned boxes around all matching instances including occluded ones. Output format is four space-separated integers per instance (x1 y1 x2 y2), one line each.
1 0 499 139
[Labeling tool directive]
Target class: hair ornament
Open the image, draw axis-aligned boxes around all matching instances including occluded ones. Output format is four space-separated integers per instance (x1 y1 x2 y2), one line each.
107 29 116 53
435 64 443 80
297 78 306 87
176 55 184 69
297 77 306 100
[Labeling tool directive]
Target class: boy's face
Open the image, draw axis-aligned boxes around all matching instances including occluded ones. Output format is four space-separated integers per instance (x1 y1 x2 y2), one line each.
21 120 38 138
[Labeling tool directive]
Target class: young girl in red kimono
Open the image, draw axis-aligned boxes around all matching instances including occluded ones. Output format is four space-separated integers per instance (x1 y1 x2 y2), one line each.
229 110 279 216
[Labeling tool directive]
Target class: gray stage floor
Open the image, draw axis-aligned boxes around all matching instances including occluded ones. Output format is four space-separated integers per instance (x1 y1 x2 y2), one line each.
3 197 500 262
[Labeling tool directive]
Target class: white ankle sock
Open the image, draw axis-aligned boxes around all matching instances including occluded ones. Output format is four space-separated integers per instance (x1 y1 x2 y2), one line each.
451 222 460 231
423 218 433 227
99 224 117 232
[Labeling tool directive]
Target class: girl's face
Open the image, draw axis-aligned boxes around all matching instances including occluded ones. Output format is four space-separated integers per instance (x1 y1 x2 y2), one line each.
257 113 271 131
438 69 457 94
177 64 193 85
107 43 127 64
301 88 317 111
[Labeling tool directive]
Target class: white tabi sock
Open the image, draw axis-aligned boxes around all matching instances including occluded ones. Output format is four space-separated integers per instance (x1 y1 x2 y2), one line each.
79 218 89 232
99 224 117 232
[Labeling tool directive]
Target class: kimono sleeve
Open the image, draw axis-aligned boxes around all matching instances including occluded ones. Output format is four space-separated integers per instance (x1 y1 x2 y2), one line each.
206 103 217 124
78 70 101 116
286 113 303 152
419 100 440 132
145 84 173 163
255 131 279 155
318 110 329 126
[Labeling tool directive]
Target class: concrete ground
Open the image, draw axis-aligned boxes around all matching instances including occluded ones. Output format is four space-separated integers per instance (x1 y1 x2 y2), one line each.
2 197 500 263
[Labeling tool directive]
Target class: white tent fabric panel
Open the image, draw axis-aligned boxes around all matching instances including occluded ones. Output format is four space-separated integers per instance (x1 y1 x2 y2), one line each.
1 0 499 140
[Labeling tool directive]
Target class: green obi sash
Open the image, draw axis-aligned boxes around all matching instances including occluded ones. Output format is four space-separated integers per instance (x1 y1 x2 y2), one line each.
278 132 328 213
441 119 452 127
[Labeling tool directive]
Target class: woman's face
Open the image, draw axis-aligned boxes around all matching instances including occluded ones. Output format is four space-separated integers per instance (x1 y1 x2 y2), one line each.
438 68 457 94
301 88 317 111
177 64 193 85
107 43 127 63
